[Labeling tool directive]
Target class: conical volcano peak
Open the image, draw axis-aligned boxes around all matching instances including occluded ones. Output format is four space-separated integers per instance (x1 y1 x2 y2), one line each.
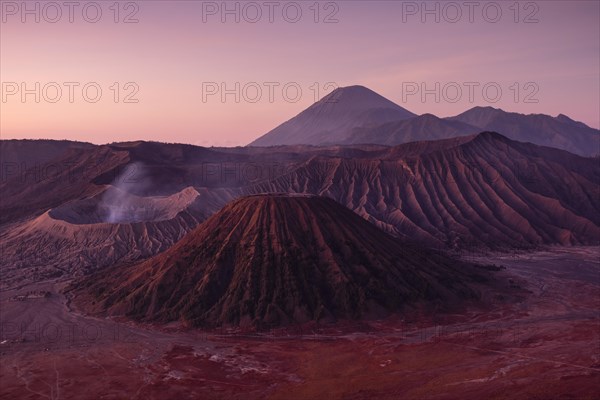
320 85 400 108
249 85 416 146
72 194 496 328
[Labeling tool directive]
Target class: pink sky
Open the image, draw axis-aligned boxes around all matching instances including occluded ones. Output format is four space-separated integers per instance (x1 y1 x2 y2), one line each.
1 0 598 146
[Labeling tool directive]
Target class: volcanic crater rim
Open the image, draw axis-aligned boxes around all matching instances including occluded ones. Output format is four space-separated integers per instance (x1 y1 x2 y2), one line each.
48 186 200 225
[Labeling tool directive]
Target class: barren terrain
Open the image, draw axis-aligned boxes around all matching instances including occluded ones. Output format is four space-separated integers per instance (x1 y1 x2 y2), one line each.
1 247 598 399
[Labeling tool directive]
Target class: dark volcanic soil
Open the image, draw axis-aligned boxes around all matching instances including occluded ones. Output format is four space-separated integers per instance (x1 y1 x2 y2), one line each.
0 247 598 399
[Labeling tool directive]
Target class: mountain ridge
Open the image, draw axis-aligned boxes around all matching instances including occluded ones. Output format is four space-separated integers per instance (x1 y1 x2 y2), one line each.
247 132 600 248
246 85 599 156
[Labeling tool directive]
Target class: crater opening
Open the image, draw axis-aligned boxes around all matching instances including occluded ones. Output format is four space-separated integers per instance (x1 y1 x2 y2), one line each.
48 186 199 225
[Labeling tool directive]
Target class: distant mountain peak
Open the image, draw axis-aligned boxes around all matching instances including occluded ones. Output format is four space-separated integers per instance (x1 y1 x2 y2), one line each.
248 84 598 156
418 113 442 120
328 84 373 94
463 105 506 115
249 85 415 146
316 85 403 110
472 105 500 110
449 106 599 156
555 113 590 129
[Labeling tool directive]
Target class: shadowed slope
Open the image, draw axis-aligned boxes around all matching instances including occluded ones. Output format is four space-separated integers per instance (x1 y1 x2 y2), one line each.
344 113 480 145
71 195 495 328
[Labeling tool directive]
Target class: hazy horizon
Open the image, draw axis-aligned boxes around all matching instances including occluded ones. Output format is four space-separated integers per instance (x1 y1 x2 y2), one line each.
2 0 599 146
2 99 593 147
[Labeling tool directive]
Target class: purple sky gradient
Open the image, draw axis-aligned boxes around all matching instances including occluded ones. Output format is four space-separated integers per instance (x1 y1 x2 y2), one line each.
1 0 598 145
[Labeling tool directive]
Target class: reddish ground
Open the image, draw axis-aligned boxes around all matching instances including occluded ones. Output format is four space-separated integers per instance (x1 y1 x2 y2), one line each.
1 247 598 399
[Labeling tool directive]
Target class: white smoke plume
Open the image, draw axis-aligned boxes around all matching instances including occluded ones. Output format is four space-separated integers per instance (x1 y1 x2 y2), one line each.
101 162 150 223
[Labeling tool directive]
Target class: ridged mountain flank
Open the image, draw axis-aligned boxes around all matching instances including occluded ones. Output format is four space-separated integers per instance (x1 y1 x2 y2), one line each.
248 132 600 248
71 194 496 328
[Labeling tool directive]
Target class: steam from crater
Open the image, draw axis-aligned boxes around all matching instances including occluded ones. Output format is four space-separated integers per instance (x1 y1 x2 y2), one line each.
102 162 150 223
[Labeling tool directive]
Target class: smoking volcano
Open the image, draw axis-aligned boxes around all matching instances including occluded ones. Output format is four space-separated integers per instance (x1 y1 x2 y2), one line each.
48 186 200 224
0 186 207 288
